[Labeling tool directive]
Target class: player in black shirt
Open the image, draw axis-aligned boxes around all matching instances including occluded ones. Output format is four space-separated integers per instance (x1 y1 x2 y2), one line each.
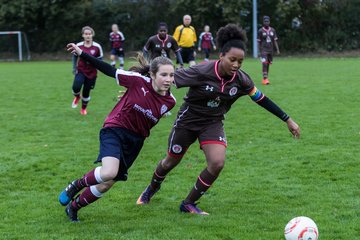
143 22 183 66
137 24 300 215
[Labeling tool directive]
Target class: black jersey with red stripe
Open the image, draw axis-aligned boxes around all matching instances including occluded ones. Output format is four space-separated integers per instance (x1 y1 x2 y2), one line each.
144 34 180 60
174 60 254 123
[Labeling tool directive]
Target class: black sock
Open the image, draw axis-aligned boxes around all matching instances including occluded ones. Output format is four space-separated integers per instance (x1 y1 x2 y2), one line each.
184 168 218 204
150 160 171 191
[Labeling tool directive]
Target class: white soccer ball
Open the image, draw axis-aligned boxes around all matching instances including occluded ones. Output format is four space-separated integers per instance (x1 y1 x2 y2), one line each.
284 216 319 240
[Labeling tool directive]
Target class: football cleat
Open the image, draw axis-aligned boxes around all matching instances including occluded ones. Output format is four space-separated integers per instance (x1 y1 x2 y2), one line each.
179 201 209 215
80 108 87 115
72 96 81 108
65 202 79 222
262 78 270 85
59 180 81 206
136 185 160 205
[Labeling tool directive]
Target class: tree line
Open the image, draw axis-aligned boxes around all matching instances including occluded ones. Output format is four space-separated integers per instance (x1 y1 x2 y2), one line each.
0 0 359 54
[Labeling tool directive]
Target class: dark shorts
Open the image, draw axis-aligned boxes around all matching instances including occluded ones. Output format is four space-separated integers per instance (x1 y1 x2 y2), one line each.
74 72 96 89
260 53 273 64
111 48 125 57
95 127 144 181
167 121 227 158
180 47 195 63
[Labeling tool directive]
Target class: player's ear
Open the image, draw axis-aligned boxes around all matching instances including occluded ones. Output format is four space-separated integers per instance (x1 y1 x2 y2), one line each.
150 71 156 80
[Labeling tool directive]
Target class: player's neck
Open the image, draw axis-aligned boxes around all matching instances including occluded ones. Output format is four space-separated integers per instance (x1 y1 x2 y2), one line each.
84 40 92 47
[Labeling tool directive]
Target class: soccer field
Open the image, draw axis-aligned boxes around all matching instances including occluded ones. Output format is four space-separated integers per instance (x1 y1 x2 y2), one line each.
0 57 359 239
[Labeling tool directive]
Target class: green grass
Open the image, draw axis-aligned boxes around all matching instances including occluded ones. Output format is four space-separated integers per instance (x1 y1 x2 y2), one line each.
0 57 359 239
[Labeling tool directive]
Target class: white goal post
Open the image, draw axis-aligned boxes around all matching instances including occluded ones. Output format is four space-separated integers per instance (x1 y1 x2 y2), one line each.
0 31 31 61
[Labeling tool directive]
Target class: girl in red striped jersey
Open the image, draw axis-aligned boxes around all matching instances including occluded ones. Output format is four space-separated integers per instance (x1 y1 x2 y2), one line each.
59 44 176 222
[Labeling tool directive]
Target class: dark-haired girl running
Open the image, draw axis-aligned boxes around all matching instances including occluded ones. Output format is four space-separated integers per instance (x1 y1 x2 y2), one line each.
137 24 300 215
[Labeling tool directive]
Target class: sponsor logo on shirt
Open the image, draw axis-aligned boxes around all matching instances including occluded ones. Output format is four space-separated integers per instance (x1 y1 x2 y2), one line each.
207 96 221 107
133 104 158 123
229 87 238 96
172 144 183 154
167 42 172 48
160 104 168 115
90 49 96 55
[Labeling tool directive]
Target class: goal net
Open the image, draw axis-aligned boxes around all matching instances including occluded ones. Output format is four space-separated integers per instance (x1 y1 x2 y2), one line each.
0 31 31 61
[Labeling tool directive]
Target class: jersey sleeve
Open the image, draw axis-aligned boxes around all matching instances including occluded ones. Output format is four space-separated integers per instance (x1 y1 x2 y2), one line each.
94 42 103 59
239 70 255 94
173 26 181 43
115 69 150 88
170 37 180 52
273 28 278 41
174 66 201 88
192 26 197 43
144 37 152 51
257 29 262 42
119 31 125 41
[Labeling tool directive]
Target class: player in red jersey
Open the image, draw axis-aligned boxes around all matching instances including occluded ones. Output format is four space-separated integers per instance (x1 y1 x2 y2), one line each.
109 24 125 69
198 25 216 62
59 43 176 222
137 24 300 215
71 26 103 115
257 16 280 85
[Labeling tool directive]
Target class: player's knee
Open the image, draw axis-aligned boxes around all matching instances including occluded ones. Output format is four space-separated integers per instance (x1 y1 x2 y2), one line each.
162 156 181 170
96 181 115 193
208 159 225 174
100 167 119 181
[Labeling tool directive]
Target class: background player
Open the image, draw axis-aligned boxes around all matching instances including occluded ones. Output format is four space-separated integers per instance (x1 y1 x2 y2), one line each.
71 26 103 115
257 16 280 85
59 44 176 222
143 22 184 67
173 14 197 67
137 24 300 215
198 25 216 62
109 23 125 69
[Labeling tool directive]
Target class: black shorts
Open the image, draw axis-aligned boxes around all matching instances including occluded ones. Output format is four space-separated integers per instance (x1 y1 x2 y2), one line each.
167 121 227 158
111 48 125 57
95 127 144 181
180 47 195 63
260 53 273 64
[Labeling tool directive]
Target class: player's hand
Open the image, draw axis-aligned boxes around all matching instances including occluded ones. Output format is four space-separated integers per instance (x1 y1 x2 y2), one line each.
67 43 82 56
213 46 217 51
277 50 280 55
286 118 300 139
193 51 197 57
198 47 201 51
72 69 77 75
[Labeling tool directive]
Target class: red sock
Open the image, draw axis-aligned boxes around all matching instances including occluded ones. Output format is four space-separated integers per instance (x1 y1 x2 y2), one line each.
72 186 102 210
78 167 103 188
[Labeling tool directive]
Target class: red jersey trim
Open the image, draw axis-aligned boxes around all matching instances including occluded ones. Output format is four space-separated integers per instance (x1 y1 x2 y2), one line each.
200 141 227 147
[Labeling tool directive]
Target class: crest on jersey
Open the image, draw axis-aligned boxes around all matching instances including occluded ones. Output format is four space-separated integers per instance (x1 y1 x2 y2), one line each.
167 42 172 48
160 104 168 115
90 49 96 55
229 87 238 96
172 144 182 154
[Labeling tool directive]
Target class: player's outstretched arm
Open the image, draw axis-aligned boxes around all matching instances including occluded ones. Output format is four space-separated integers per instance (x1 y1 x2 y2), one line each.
66 43 116 78
249 86 300 138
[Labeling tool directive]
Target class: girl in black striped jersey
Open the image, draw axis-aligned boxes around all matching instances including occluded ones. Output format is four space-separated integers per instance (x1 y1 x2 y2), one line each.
137 24 300 215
